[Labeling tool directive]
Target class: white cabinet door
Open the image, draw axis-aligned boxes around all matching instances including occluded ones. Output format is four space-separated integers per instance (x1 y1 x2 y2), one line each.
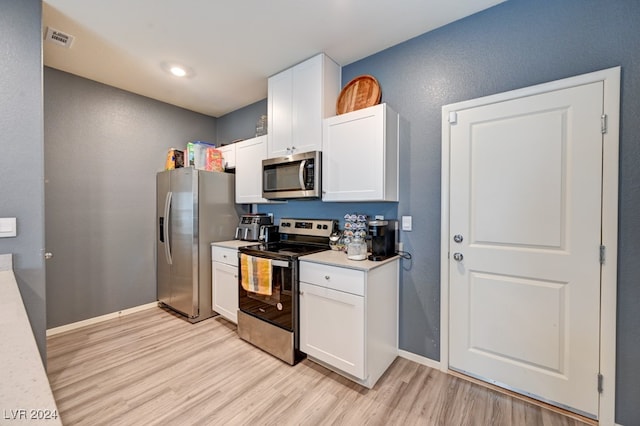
322 103 398 202
267 69 293 158
218 144 236 170
299 282 365 379
290 54 323 155
212 261 238 323
267 54 340 158
235 135 271 204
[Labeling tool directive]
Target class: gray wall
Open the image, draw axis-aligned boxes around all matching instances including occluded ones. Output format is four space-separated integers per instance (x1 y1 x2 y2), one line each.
44 68 218 328
227 0 640 423
0 0 46 359
216 99 267 146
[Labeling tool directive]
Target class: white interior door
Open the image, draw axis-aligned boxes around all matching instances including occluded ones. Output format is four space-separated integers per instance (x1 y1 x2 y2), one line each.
447 81 604 417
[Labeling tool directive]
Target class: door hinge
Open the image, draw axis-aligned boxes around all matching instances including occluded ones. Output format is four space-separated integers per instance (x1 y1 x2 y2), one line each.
599 245 606 264
597 373 604 394
449 111 458 124
601 114 608 134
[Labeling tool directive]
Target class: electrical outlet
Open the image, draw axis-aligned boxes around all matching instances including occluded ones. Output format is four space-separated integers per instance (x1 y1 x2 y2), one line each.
397 242 404 253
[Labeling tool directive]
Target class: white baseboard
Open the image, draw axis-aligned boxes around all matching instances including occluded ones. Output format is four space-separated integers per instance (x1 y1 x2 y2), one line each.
46 302 158 336
398 349 441 370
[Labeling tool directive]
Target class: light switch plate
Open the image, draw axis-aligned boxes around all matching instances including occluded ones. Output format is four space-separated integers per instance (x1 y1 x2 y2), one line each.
402 215 412 231
0 218 17 238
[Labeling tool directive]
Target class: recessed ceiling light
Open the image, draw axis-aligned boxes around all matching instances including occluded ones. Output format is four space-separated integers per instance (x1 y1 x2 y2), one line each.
170 66 187 77
161 61 195 78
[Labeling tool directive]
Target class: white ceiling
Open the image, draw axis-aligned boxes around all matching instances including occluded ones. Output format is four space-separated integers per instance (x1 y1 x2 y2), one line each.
42 0 506 117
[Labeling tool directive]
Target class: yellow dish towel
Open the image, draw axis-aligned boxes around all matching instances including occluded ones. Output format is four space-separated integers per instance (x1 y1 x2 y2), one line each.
240 254 272 296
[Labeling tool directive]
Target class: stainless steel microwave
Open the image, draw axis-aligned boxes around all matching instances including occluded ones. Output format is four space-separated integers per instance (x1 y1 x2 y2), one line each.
262 151 321 200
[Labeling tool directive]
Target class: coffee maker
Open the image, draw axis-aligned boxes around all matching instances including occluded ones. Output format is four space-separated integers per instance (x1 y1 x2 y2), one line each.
258 224 279 243
367 220 398 261
235 214 273 241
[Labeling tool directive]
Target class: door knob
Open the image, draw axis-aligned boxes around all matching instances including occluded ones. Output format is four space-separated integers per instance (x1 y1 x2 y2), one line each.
44 252 53 260
453 234 463 243
453 252 463 262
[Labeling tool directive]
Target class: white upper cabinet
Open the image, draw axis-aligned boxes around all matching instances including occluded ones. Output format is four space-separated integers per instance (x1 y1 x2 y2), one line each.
218 144 236 170
322 103 399 202
235 135 273 204
267 53 341 158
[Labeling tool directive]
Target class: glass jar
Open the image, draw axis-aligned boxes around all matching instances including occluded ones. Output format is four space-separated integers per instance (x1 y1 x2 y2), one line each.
347 236 367 261
255 115 267 137
329 231 343 251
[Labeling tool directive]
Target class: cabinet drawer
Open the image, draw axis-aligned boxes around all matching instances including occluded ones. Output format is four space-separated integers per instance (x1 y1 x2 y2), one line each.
212 247 238 266
300 262 365 296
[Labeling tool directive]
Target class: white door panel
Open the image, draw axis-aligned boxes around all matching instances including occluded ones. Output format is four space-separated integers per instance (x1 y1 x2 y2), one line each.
471 109 565 248
449 81 603 417
468 272 567 373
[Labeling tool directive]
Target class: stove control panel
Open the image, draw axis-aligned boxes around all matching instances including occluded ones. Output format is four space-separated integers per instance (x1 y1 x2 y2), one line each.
278 218 337 237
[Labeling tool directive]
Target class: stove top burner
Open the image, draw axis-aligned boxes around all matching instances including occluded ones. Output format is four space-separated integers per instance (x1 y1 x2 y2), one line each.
241 242 328 257
239 218 337 259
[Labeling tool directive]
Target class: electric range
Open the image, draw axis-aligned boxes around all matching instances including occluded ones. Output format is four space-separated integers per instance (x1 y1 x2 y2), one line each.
237 218 337 365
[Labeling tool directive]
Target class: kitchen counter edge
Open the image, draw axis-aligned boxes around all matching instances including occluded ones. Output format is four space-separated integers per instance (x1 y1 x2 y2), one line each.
211 240 258 249
0 254 62 424
300 250 399 271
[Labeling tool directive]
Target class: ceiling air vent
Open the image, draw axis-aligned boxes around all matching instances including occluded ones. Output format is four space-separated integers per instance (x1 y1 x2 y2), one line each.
45 27 74 48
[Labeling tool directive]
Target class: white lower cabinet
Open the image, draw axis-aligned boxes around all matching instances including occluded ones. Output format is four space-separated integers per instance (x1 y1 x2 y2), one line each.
300 282 365 379
299 259 398 388
212 246 239 323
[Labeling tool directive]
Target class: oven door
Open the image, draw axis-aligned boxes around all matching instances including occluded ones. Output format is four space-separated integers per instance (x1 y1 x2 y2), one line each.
238 254 296 331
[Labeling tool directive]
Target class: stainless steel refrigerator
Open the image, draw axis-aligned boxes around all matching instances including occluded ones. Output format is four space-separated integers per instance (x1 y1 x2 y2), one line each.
157 168 241 322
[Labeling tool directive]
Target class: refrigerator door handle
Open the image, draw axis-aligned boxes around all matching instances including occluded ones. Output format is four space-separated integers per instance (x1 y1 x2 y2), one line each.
164 191 173 265
159 217 165 243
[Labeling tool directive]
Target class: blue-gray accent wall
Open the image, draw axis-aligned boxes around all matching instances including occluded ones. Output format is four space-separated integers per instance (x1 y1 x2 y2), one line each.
220 0 640 423
342 1 640 423
0 0 46 360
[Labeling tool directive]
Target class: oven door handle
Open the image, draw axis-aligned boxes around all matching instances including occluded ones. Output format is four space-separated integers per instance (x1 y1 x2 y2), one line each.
238 253 291 269
271 259 290 268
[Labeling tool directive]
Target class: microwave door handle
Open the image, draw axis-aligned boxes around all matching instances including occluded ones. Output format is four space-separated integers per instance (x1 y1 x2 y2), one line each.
298 160 307 189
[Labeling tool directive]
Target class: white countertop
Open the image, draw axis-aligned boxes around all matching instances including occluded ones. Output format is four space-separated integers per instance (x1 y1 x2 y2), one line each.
211 240 259 250
212 241 399 271
300 250 399 271
0 254 61 424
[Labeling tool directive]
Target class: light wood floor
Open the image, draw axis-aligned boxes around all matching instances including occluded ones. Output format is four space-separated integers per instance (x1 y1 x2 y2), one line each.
47 307 590 425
